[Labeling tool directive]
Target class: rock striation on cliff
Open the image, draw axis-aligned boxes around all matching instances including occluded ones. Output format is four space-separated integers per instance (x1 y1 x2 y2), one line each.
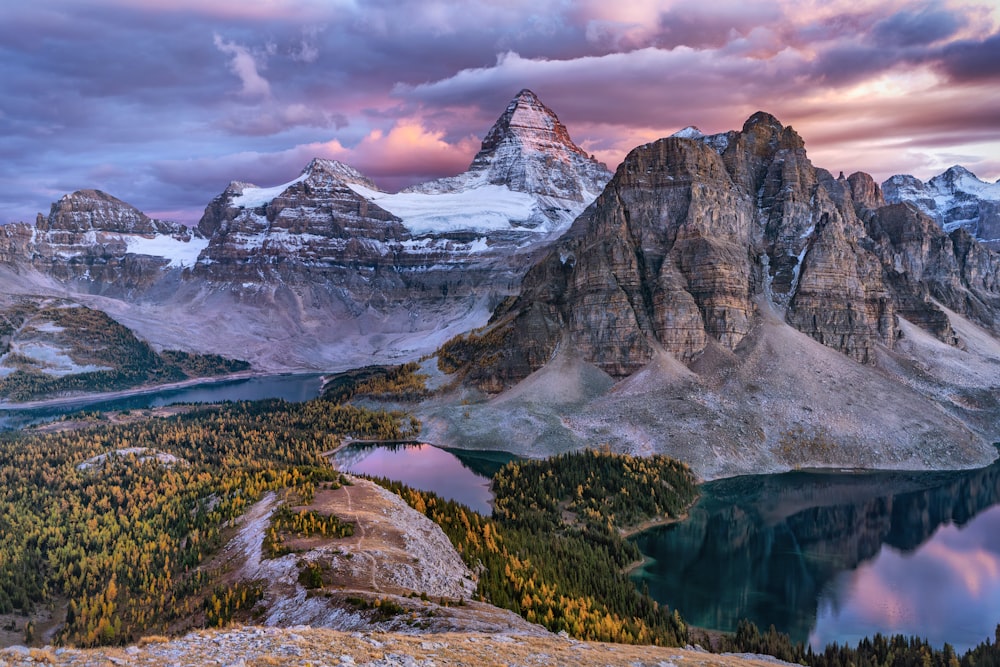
444 112 999 386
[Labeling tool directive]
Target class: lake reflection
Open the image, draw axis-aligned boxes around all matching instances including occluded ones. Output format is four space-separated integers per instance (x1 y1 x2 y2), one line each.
631 460 1000 651
333 443 516 515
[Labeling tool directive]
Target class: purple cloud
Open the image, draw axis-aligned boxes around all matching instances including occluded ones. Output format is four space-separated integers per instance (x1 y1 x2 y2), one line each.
1 0 999 226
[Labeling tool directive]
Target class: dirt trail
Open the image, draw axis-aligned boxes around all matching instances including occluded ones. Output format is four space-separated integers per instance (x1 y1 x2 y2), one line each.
337 483 382 594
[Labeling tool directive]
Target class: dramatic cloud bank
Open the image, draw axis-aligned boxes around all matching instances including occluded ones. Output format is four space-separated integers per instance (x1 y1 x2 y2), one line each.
2 0 999 224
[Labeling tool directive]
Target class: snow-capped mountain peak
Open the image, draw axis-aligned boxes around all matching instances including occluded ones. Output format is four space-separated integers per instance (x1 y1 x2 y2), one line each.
300 158 378 189
407 89 611 217
883 165 1000 248
671 126 705 139
194 91 613 239
475 88 590 162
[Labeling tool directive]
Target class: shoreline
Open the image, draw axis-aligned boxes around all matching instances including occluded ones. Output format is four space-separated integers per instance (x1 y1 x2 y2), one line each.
621 504 697 576
619 510 691 539
0 370 322 411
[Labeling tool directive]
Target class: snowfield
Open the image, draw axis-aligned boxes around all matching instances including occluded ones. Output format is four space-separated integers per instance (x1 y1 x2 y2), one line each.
125 234 209 268
348 182 538 235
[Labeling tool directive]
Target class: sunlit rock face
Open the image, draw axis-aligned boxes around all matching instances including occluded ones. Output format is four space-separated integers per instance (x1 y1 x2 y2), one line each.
446 88 613 221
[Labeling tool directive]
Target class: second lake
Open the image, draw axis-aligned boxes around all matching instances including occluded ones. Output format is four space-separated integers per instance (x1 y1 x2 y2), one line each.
332 443 517 515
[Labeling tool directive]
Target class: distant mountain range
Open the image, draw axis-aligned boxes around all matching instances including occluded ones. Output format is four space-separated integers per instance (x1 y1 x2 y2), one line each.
1 91 998 479
884 166 1000 250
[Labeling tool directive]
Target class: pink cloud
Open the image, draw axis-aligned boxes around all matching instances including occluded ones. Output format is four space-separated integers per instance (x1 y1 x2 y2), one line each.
314 120 481 187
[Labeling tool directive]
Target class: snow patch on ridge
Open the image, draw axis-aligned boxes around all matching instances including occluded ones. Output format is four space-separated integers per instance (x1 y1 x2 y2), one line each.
125 234 208 268
884 166 1000 247
671 126 704 139
231 174 309 209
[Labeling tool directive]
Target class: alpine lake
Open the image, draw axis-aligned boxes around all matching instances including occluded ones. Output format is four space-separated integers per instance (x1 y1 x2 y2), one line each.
4 375 999 652
0 373 325 431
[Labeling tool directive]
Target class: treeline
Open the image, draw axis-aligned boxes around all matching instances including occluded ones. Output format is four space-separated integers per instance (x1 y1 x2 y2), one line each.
435 324 513 392
0 305 249 401
204 580 265 629
373 449 698 646
159 350 250 377
0 398 413 646
713 619 1000 667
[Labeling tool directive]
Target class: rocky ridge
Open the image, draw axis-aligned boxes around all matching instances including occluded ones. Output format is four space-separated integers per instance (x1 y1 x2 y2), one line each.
0 190 206 295
884 166 1000 250
446 112 999 385
423 112 1000 479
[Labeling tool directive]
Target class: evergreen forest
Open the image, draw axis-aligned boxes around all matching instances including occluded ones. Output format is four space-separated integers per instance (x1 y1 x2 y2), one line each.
0 398 409 645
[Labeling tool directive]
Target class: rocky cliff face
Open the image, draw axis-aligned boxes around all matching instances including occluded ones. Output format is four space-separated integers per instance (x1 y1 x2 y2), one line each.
192 158 411 307
884 166 1000 250
446 113 999 387
425 112 1000 478
0 190 205 295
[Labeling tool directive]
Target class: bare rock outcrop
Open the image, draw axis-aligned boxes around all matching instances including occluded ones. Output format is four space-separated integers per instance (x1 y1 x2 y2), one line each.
426 112 1000 478
445 112 1000 387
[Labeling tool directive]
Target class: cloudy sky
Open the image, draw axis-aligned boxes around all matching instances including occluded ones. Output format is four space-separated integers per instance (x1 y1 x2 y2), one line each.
3 0 999 225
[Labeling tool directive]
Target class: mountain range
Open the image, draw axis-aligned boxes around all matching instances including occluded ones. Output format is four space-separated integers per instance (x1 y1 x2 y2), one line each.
1 91 999 478
0 89 610 372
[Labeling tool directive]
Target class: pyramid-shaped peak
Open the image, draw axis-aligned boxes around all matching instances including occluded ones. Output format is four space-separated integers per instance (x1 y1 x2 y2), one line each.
477 89 587 158
405 88 611 210
929 165 1000 199
671 126 705 139
938 165 978 183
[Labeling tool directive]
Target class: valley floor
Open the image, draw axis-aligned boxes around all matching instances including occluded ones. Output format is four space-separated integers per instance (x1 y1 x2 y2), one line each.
0 626 784 666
